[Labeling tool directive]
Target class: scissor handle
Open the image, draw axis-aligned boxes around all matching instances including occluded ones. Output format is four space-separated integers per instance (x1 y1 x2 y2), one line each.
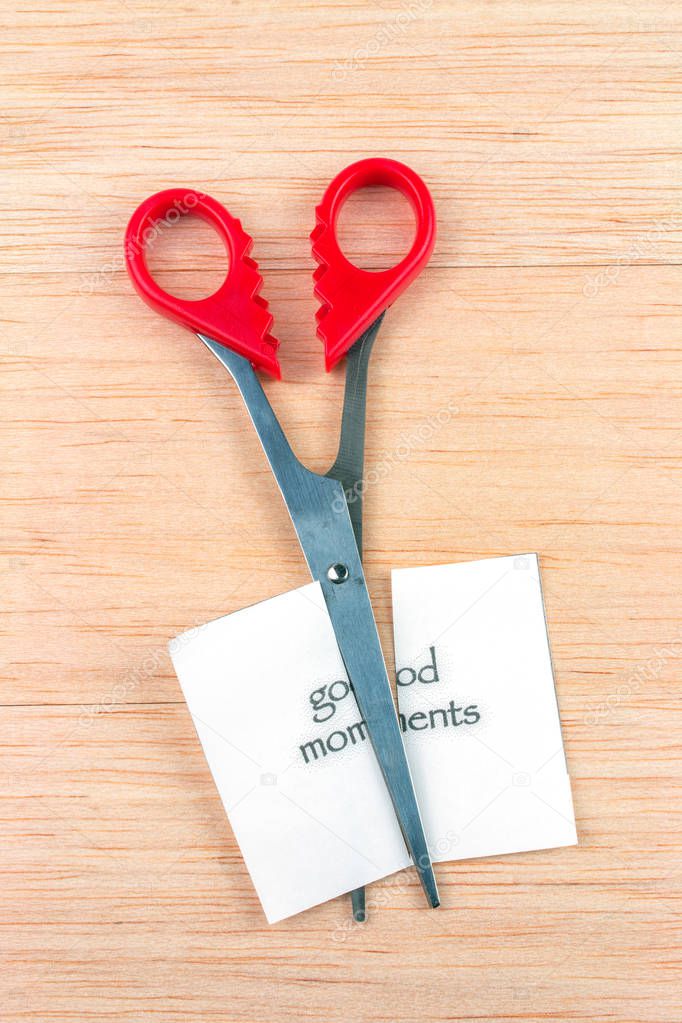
124 188 281 378
311 158 436 371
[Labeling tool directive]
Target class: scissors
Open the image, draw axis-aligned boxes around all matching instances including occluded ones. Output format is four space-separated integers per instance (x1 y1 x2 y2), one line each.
125 157 439 919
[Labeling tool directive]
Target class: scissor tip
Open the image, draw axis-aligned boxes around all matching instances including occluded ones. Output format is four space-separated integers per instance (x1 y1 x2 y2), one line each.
418 866 440 909
351 887 366 922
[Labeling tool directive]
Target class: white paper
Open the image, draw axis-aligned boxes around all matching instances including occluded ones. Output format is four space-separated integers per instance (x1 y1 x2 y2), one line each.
170 554 576 924
169 583 410 924
391 553 577 863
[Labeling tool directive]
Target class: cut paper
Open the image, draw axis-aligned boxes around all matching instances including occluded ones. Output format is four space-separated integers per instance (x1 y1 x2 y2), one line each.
169 583 410 923
391 554 577 864
170 553 577 923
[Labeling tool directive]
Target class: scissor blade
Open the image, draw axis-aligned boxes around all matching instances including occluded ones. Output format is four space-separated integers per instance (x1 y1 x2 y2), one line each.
325 313 384 556
320 570 440 908
199 336 438 908
325 315 384 924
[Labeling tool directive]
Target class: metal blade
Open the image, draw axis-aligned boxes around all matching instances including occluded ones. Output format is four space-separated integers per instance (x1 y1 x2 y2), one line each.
199 336 439 909
326 315 384 924
320 557 440 909
325 313 384 556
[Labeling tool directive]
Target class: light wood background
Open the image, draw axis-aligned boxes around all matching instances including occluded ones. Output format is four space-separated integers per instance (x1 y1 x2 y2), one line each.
2 2 681 1021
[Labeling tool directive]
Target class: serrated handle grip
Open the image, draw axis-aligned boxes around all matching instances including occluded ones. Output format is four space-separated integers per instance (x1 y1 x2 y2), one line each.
125 188 281 378
311 158 436 371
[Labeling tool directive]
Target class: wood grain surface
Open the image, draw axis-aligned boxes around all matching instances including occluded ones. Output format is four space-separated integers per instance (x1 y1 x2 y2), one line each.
2 2 681 1021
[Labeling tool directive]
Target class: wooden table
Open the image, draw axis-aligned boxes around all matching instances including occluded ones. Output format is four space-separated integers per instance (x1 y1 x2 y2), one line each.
3 3 681 1020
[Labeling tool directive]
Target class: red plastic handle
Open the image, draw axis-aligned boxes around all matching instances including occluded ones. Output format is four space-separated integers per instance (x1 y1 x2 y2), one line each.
124 188 281 378
311 158 436 371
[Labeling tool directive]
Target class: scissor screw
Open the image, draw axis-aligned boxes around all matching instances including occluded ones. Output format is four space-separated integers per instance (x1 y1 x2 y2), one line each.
327 562 349 584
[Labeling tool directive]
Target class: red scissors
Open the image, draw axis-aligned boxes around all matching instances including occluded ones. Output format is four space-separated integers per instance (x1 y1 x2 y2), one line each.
125 158 437 920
